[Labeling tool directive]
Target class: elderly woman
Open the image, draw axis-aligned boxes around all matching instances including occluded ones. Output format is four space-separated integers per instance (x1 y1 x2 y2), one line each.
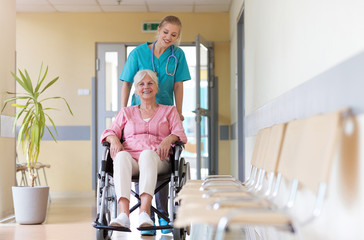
100 69 187 229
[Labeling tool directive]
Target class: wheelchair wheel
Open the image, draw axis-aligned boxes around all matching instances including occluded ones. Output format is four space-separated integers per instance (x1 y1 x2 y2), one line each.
96 175 116 240
96 226 111 240
173 227 186 240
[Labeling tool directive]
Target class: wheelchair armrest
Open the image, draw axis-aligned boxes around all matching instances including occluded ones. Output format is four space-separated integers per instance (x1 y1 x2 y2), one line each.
172 141 185 174
102 141 110 148
174 141 185 146
174 141 185 150
173 141 184 160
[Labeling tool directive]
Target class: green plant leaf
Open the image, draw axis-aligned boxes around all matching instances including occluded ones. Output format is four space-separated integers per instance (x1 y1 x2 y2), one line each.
15 101 32 125
19 113 33 148
39 105 46 138
11 104 26 108
41 96 73 115
1 96 31 113
40 76 59 94
17 104 34 125
24 70 34 94
45 125 58 143
17 123 27 148
13 106 28 132
18 70 33 94
45 113 58 135
43 107 59 111
62 97 74 116
35 64 48 93
11 72 31 95
36 62 43 89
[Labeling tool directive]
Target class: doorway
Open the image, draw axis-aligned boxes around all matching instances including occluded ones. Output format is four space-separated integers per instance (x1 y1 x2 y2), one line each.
94 41 216 187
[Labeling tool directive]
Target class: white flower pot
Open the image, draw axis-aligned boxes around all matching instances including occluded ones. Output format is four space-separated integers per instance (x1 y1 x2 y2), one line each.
12 186 49 224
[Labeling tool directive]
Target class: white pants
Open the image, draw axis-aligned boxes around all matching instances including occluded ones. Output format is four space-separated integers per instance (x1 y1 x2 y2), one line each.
113 150 170 202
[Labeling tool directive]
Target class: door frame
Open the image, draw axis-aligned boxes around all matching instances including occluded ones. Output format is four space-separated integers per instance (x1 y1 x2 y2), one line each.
93 41 218 187
237 9 246 181
195 35 217 179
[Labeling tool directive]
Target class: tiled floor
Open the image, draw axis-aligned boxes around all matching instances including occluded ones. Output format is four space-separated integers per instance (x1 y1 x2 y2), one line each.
0 195 181 240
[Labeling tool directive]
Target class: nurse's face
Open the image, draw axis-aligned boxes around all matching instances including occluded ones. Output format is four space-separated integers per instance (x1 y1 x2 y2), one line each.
157 23 180 48
136 75 158 100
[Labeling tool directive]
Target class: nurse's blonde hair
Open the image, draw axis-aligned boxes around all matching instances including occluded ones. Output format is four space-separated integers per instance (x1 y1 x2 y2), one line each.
133 69 159 90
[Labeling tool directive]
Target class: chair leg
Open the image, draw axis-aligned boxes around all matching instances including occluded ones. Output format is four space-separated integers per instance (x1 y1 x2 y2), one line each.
42 167 49 186
22 170 28 186
36 169 42 186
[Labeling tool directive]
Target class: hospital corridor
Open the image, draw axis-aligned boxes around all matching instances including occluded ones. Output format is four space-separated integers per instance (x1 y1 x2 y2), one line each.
1 0 364 239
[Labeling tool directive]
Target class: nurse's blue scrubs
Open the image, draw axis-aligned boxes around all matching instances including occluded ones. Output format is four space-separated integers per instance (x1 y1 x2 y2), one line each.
120 42 191 106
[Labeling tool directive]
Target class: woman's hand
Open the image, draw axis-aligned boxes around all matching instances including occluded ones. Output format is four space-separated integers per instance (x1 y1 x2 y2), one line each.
106 135 124 159
157 135 178 160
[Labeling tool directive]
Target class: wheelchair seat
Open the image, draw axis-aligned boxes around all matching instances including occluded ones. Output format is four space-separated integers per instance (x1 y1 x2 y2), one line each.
93 141 190 240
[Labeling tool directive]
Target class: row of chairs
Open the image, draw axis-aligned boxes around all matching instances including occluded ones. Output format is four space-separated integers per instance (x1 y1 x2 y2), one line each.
174 108 351 239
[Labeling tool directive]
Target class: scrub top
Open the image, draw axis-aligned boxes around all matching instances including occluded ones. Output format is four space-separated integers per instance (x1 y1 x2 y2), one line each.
120 42 191 106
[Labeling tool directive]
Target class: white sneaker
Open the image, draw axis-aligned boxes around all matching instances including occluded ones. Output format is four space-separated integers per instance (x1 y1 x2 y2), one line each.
109 212 130 228
138 211 154 227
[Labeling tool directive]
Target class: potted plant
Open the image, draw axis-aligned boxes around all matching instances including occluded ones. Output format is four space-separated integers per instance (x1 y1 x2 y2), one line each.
1 63 73 224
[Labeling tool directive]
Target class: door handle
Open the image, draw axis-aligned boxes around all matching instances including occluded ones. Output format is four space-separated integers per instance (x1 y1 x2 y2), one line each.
193 107 210 116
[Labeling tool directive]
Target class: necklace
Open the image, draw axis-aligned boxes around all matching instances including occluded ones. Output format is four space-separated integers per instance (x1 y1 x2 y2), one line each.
139 104 158 118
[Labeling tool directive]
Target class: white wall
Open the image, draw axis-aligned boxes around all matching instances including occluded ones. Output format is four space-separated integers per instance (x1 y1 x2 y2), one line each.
0 0 16 219
244 0 364 114
230 0 364 238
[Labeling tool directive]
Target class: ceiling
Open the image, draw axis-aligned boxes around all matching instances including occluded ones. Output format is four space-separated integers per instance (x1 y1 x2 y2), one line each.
16 0 232 13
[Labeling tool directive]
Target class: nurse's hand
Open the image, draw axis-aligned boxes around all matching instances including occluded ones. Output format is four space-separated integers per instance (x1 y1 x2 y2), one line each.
179 113 185 121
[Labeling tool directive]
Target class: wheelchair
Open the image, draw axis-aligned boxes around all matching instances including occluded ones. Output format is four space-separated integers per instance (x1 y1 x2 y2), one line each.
93 141 190 240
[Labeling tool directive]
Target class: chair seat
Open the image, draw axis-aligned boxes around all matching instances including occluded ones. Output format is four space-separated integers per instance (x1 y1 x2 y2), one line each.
175 207 291 227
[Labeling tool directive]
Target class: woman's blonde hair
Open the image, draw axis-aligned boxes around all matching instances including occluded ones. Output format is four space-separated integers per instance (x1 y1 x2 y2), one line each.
156 15 182 46
133 69 159 90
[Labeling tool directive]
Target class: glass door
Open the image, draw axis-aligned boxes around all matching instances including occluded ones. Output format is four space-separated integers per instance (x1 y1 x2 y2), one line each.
95 43 125 185
195 35 213 179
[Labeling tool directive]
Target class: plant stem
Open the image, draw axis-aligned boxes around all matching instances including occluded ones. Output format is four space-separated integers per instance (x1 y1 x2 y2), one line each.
27 167 37 187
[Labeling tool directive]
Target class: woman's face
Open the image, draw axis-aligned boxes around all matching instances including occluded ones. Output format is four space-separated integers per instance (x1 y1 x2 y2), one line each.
157 23 180 48
136 75 158 100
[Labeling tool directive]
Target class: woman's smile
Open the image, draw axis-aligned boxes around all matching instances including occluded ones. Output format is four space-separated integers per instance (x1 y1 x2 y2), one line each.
137 75 158 99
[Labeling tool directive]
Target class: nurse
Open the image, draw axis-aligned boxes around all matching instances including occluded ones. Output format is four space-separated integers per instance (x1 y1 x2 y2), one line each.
119 15 191 235
120 15 191 121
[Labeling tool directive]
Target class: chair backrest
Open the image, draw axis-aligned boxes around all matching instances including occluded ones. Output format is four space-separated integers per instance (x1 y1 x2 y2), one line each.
278 110 343 193
263 123 287 173
251 127 271 169
277 118 307 182
295 110 342 193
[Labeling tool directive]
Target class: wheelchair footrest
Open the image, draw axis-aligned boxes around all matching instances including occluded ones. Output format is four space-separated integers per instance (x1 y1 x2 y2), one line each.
137 225 173 231
92 221 132 232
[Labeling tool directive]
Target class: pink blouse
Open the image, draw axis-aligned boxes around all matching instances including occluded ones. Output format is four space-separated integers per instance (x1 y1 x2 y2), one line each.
100 105 187 161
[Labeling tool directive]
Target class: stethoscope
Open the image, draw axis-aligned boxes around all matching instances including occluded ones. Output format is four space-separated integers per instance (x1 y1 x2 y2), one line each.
152 41 177 76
